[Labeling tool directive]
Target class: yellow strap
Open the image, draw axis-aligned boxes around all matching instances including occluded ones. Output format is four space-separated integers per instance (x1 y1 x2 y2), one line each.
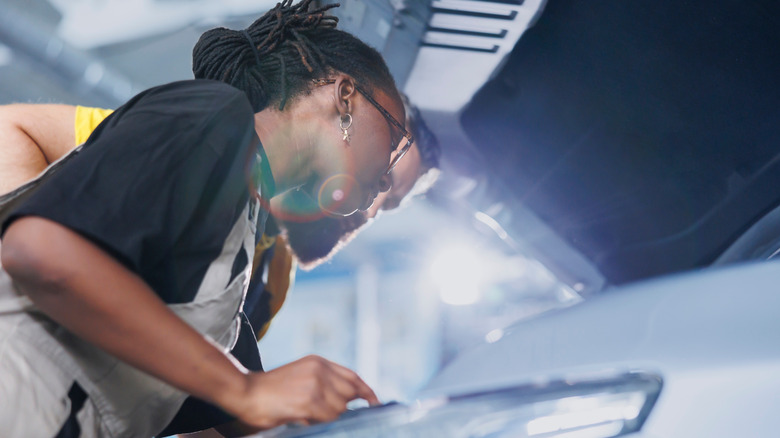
74 106 114 145
254 235 297 340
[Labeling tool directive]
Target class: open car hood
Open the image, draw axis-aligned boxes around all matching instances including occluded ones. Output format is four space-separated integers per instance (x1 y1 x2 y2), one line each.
455 0 780 287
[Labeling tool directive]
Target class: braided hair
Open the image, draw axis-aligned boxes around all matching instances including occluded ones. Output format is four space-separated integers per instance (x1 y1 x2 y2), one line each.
192 0 399 112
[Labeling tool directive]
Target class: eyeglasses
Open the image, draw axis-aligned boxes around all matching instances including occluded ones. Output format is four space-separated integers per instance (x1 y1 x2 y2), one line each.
313 79 414 175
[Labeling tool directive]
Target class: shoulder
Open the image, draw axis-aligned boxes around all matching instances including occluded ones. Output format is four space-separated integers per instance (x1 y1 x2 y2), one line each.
138 80 252 114
106 80 253 127
103 80 255 149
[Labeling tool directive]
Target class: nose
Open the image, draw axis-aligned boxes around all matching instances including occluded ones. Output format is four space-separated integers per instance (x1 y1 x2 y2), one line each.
378 173 392 193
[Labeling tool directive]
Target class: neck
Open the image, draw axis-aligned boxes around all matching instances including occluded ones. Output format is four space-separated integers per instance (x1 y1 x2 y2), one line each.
253 108 315 195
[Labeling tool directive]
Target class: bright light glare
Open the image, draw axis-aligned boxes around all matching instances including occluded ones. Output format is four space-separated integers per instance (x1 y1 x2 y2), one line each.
485 328 504 343
474 211 508 240
542 422 624 438
527 406 628 435
429 245 485 305
409 397 448 423
526 392 645 436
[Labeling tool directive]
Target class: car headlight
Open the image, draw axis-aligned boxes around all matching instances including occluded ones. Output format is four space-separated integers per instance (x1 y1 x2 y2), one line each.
257 371 662 438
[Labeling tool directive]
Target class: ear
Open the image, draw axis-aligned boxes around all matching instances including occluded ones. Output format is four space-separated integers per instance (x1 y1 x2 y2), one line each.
332 74 357 116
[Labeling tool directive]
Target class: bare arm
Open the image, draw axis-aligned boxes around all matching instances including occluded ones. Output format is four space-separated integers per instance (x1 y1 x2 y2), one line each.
0 104 77 194
1 216 249 410
1 216 378 430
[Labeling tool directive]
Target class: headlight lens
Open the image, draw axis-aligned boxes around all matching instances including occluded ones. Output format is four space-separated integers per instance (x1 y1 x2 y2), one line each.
257 371 662 438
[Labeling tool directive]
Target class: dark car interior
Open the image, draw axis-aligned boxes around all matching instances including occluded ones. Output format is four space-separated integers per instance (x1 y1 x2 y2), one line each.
449 0 780 286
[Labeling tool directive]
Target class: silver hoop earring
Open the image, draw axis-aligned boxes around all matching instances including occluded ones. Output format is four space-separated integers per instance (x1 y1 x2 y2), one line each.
340 113 353 143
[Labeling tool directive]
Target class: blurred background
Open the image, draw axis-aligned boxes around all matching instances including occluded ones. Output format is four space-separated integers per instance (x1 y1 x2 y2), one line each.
4 0 780 407
0 0 579 401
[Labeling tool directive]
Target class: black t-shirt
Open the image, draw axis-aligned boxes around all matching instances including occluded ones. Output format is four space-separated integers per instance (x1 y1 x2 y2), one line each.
3 79 260 304
3 79 273 435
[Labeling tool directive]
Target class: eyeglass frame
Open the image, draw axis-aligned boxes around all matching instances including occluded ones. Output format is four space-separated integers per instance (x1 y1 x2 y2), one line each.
312 78 415 175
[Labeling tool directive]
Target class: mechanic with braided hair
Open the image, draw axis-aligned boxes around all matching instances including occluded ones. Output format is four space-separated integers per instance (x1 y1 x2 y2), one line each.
0 1 413 436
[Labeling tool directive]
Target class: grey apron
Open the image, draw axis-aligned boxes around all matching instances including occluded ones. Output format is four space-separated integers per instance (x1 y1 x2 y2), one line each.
0 146 257 437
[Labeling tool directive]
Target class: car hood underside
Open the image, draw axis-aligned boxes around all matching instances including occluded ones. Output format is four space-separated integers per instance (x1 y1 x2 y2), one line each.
460 0 780 285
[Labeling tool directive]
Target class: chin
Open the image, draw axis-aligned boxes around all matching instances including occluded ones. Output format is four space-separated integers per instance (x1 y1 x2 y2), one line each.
358 194 378 212
326 205 359 217
321 196 360 217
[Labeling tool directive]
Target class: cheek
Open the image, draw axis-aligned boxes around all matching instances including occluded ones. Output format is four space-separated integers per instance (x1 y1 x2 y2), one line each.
388 157 422 200
354 122 392 180
316 173 364 216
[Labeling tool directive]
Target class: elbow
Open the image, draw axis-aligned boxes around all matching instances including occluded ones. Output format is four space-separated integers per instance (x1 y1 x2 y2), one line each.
0 104 26 133
1 217 67 289
2 221 38 280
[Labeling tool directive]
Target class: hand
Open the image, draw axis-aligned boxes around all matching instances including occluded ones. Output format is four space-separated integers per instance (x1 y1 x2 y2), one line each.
228 355 379 430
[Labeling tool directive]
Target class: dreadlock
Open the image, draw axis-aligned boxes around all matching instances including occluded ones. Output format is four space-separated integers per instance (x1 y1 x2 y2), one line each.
192 0 398 112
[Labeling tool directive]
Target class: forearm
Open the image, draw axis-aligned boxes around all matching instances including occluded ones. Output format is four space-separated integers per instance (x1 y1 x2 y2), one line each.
1 216 249 415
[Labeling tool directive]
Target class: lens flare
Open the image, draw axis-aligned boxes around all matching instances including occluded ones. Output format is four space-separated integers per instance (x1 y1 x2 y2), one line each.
317 173 363 216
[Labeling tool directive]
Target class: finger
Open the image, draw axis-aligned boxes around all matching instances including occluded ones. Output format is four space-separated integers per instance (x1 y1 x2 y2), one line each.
324 370 381 407
302 385 345 424
323 362 380 405
303 365 359 417
296 356 380 406
318 382 351 421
